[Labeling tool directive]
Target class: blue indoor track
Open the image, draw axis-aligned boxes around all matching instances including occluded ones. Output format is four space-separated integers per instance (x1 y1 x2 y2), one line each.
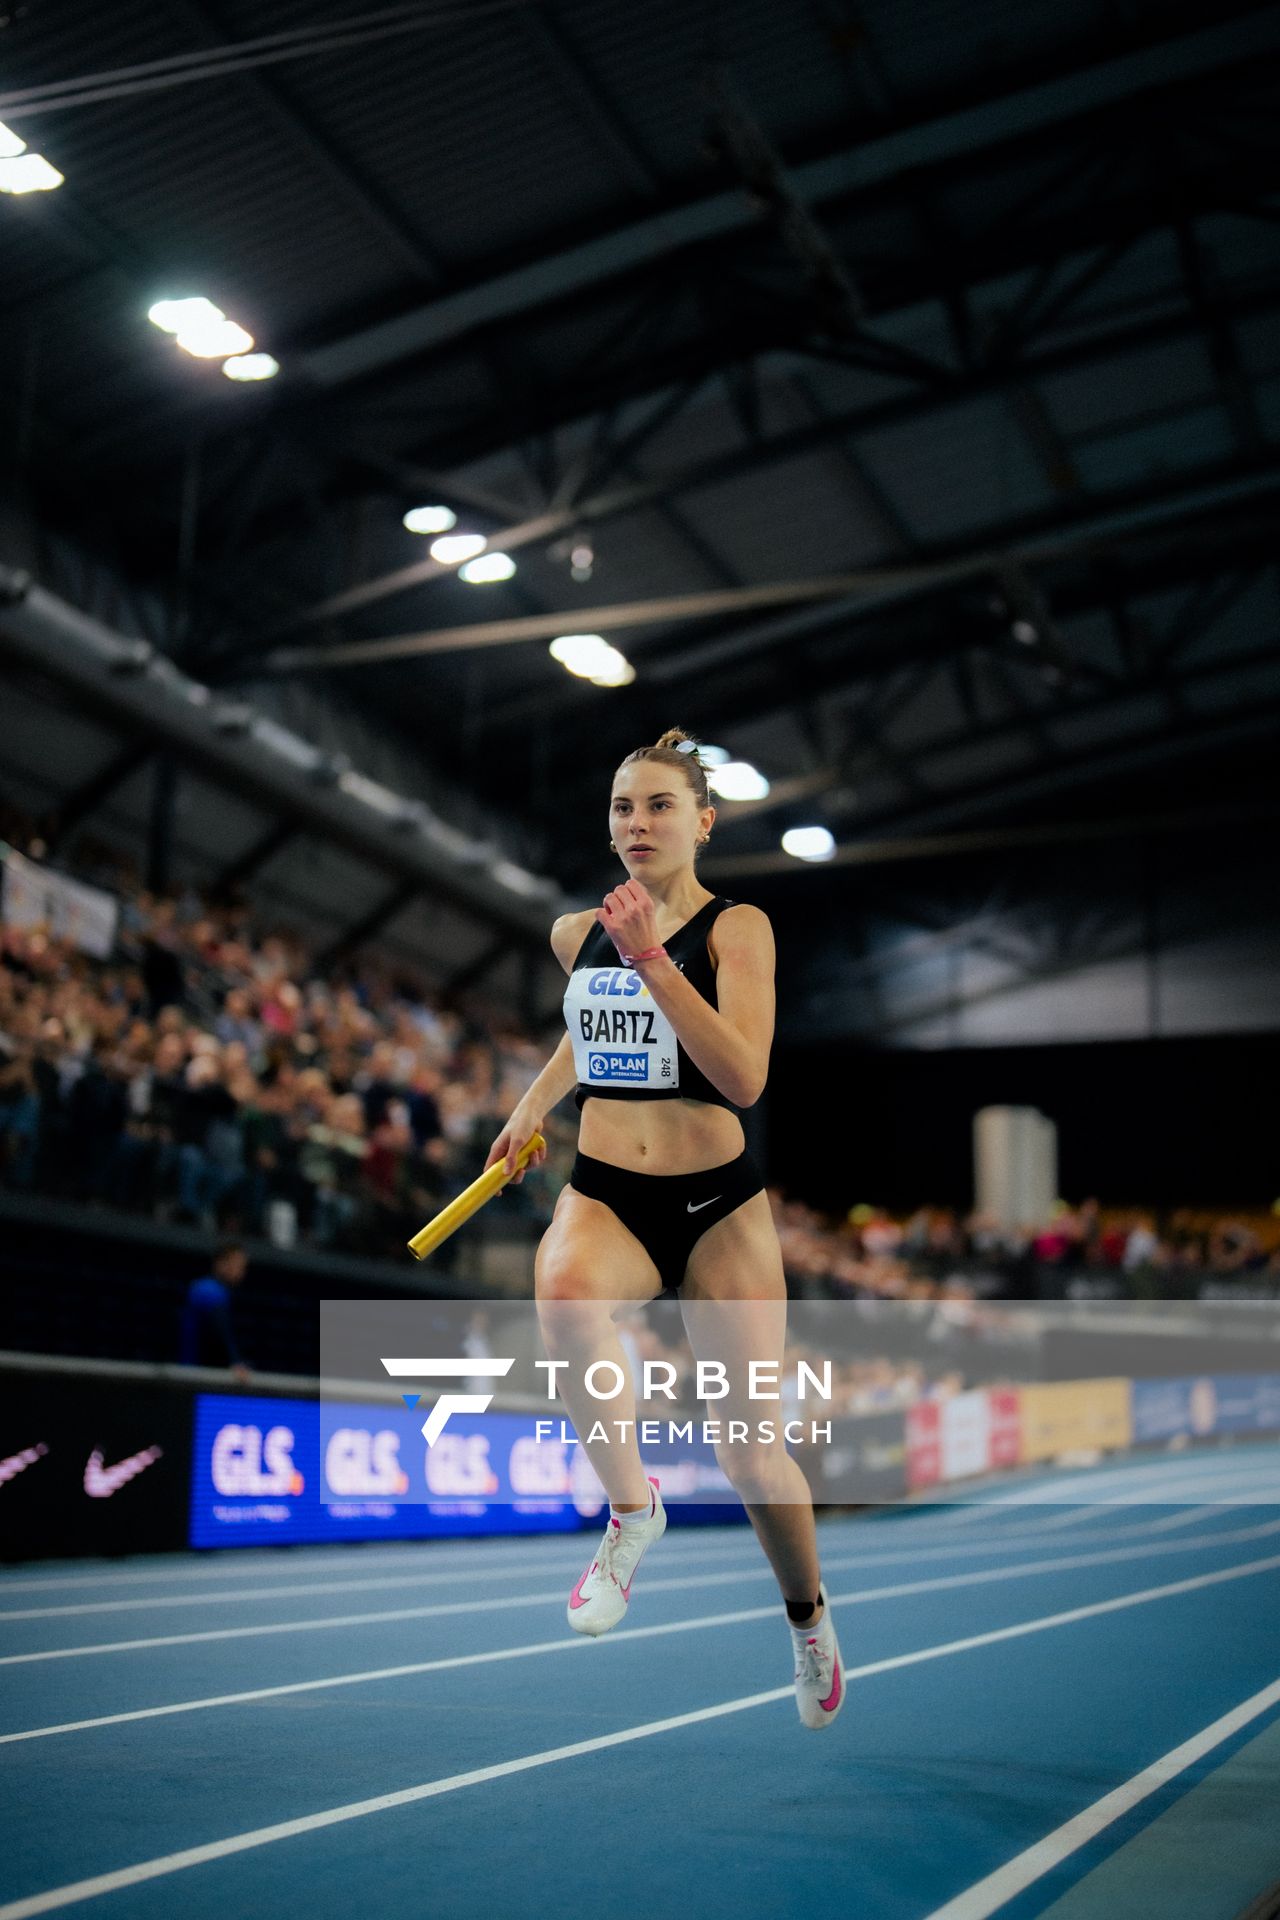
2 1440 1278 1920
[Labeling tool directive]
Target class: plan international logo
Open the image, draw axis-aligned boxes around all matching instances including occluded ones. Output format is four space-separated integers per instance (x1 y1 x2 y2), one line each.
588 1050 648 1080
381 1356 515 1444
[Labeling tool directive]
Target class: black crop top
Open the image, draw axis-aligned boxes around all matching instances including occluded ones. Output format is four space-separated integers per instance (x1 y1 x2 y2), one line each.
562 896 740 1113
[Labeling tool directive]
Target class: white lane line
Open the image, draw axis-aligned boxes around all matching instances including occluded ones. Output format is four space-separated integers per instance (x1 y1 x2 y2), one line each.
967 1448 1280 1507
1 1501 1250 1623
0 1541 603 1596
0 1531 776 1621
1144 1504 1223 1534
6 1519 1280 1713
921 1671 1280 1920
3 1554 1279 1920
1011 1507 1104 1534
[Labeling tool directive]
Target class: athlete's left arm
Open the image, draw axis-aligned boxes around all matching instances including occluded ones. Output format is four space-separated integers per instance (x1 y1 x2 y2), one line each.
639 904 775 1108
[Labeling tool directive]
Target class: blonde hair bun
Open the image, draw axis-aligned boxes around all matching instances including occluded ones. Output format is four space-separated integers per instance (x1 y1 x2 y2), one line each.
654 728 701 756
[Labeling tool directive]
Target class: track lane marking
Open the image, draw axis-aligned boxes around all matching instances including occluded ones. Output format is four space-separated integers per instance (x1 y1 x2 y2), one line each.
5 1525 1280 1733
3 1503 1268 1624
921 1672 1280 1920
5 1517 1280 1669
2 1553 1278 1920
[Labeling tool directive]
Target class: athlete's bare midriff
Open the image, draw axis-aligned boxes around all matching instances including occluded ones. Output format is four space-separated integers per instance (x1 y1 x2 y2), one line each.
578 1092 746 1175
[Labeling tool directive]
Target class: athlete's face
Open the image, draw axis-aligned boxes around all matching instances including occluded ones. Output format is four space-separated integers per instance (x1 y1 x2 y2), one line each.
609 765 714 874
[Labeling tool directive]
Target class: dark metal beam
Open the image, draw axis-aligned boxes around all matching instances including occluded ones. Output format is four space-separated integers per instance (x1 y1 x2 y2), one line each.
442 932 513 996
703 791 1280 881
693 639 1279 838
146 755 178 897
46 740 154 854
261 456 1280 676
209 818 299 895
317 879 421 970
249 274 1280 652
295 13 1278 390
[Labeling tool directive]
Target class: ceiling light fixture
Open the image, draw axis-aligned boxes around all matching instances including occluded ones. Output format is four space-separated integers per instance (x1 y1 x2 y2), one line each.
0 152 64 193
781 826 836 862
429 533 487 566
148 297 224 334
707 761 770 802
177 316 253 359
222 353 279 382
458 551 516 584
403 505 457 535
548 634 635 688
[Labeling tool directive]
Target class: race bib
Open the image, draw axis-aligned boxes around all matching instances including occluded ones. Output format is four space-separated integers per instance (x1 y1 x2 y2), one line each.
564 965 679 1090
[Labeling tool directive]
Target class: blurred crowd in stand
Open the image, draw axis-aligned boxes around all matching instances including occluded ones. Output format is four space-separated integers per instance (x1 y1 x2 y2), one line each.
772 1195 1280 1302
0 844 570 1259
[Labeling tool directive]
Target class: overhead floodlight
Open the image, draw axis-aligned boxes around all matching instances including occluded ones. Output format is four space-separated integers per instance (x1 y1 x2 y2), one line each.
222 352 279 382
459 551 515 585
0 120 28 158
1011 619 1039 645
781 825 836 862
549 633 608 675
430 532 486 565
403 505 456 535
148 296 224 335
549 634 634 687
588 649 635 688
176 316 253 359
708 760 770 801
697 744 731 766
0 153 64 194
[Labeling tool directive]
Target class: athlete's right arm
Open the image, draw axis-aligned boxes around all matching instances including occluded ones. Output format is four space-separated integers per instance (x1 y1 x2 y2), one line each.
484 909 593 1179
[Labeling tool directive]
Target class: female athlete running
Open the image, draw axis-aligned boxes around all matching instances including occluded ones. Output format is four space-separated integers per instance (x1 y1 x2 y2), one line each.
486 729 843 1728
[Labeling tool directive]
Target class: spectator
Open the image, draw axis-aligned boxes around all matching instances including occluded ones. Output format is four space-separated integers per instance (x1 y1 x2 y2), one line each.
179 1240 251 1377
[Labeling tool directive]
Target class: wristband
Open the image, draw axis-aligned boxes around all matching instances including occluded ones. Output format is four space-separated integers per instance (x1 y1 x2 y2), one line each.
622 944 667 965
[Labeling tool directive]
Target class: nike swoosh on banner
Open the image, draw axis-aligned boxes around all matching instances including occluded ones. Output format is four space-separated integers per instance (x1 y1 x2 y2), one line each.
0 1443 48 1487
686 1196 722 1213
83 1447 164 1499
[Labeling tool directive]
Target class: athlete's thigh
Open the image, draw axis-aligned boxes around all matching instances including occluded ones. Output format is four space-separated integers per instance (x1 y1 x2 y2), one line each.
680 1190 788 1394
535 1184 663 1305
682 1188 786 1303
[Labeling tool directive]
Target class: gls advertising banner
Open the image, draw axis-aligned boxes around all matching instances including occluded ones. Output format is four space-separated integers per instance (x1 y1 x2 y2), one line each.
190 1393 603 1548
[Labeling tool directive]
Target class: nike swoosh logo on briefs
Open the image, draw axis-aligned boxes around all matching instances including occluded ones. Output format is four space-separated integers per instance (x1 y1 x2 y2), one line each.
686 1196 722 1214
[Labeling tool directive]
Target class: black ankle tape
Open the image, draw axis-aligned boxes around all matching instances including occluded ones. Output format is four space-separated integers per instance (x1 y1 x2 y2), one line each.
785 1596 820 1624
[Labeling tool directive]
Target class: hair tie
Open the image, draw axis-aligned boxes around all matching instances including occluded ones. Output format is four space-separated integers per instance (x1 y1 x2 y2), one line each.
675 739 700 755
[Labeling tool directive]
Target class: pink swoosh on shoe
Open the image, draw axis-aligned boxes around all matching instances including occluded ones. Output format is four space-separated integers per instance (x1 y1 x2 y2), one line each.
568 1564 596 1610
819 1660 843 1714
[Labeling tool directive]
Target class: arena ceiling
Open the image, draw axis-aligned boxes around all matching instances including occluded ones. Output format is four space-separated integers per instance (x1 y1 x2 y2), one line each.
1 0 1278 1033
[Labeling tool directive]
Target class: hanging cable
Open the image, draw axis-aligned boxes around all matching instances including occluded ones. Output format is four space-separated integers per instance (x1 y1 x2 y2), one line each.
0 0 539 118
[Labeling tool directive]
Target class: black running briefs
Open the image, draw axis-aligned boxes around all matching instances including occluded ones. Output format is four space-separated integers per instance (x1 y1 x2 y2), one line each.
567 1149 765 1291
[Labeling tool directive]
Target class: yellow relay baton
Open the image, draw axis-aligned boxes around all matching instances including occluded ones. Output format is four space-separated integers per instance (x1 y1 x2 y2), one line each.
407 1132 546 1262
